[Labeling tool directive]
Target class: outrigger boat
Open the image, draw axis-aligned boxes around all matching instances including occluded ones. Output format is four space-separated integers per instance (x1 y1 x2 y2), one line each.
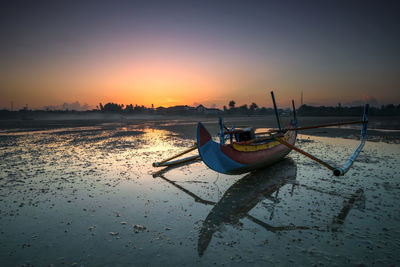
153 91 369 176
197 91 297 174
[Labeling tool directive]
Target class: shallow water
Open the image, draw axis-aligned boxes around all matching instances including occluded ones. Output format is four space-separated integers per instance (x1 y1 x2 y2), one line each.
0 123 399 266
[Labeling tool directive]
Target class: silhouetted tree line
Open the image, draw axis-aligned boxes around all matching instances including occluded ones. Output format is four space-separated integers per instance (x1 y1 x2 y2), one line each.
223 101 275 115
96 101 276 115
1 101 400 119
98 102 150 113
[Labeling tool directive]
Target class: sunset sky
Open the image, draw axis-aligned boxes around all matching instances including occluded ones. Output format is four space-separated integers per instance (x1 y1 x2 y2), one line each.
1 0 399 110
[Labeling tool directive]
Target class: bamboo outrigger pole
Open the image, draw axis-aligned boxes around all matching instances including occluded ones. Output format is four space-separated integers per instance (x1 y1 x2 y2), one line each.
332 104 369 176
154 155 201 168
268 120 366 133
275 104 369 176
224 120 366 136
153 144 198 167
274 137 335 171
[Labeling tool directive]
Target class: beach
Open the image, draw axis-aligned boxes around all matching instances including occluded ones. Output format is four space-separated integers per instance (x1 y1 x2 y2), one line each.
0 115 399 266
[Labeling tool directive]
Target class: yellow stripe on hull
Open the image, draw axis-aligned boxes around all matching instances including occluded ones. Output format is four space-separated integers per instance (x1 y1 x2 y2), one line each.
232 131 291 152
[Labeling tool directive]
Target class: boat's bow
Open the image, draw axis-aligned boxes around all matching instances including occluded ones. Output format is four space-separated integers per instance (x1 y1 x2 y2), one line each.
197 122 246 174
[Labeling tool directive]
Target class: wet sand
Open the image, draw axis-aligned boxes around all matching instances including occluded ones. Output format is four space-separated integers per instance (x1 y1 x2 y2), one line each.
0 116 399 265
2 114 400 142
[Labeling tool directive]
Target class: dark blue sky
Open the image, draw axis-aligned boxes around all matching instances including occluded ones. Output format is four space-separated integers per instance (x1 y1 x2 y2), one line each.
1 0 399 108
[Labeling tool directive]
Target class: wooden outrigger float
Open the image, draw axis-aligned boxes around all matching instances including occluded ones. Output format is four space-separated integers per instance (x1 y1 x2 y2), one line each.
153 91 369 176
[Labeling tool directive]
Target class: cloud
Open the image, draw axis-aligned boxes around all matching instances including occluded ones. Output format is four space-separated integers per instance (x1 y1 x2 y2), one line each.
305 102 321 106
193 98 227 109
344 94 379 107
44 101 92 111
192 102 218 109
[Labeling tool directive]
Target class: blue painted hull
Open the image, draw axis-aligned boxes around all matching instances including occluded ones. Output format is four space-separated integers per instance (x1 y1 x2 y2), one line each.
197 122 297 174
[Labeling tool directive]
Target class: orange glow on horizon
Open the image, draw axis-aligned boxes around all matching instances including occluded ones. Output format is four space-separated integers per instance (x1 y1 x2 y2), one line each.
89 56 225 108
1 40 394 110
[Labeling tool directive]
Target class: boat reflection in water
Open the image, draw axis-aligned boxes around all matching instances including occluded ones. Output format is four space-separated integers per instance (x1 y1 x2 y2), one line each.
198 158 301 256
153 158 365 257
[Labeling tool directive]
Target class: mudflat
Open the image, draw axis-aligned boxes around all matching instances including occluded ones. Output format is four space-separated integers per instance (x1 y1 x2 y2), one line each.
1 114 400 142
0 115 399 266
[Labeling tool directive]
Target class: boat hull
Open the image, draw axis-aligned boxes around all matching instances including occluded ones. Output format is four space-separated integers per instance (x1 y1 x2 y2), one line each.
197 122 297 174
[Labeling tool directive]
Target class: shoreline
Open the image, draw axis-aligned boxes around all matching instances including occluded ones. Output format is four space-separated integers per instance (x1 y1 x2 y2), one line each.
1 115 399 143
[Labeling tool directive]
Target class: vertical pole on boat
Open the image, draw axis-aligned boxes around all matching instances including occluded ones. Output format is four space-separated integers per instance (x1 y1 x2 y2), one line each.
229 127 234 144
292 100 297 126
219 117 225 145
292 100 296 118
271 91 282 133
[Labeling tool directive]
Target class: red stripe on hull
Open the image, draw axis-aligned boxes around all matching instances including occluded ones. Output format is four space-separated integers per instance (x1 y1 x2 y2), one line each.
219 131 296 165
199 123 212 147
